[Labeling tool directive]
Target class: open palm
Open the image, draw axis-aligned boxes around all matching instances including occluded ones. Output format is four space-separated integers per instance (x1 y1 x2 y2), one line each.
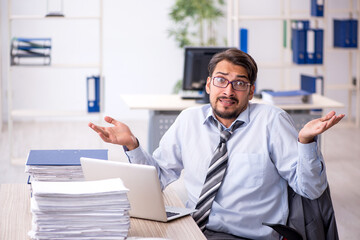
298 111 345 143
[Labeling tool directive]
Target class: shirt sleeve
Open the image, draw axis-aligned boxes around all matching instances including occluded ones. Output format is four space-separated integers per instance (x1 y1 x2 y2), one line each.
296 138 327 199
270 111 327 200
124 114 184 190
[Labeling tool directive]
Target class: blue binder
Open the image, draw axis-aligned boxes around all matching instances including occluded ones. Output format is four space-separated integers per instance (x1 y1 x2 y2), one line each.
311 0 324 17
334 20 345 47
239 28 248 53
350 20 358 48
300 74 324 95
334 19 358 48
292 20 309 64
292 28 307 64
306 29 316 64
87 75 101 112
26 149 108 166
301 74 323 112
314 29 324 64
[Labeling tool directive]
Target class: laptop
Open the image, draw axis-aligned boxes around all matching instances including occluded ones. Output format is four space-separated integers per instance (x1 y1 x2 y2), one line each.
80 157 196 222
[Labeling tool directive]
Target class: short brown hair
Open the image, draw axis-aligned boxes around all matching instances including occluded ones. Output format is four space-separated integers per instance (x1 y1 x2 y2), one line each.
208 48 258 85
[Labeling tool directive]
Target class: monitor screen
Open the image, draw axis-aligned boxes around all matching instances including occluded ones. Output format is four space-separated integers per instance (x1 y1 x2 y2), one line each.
182 47 229 91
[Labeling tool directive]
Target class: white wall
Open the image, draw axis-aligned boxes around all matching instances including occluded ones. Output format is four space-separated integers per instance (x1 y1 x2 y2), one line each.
102 0 184 121
1 0 357 123
1 0 186 122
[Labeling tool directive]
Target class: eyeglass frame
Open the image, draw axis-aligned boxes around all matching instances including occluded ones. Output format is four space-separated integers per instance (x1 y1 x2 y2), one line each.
211 76 252 91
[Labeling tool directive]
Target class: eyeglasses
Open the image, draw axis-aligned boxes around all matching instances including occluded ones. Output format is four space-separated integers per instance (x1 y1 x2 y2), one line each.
212 77 251 91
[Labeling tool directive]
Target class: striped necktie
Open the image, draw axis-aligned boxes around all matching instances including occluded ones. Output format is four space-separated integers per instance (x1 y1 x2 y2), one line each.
193 120 243 231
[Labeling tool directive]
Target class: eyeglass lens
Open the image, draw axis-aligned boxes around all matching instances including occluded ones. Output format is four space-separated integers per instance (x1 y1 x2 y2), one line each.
213 77 249 91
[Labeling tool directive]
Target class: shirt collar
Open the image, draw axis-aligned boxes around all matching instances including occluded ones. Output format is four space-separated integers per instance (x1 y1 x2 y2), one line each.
203 103 251 130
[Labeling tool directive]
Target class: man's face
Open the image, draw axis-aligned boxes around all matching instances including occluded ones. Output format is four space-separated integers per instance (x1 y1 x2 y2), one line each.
206 60 255 127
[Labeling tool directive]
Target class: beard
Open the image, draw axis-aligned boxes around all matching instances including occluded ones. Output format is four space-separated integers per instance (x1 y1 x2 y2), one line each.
212 96 244 120
213 107 242 120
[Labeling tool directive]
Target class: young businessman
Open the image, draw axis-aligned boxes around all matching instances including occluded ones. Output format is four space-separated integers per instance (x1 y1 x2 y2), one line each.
89 48 344 239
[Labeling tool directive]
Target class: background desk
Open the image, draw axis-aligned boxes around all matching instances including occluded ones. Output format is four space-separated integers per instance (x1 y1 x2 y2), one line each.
0 184 206 240
121 94 344 153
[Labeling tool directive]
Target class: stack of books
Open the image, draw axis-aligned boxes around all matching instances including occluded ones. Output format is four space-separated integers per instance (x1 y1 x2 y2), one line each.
11 37 52 66
28 178 131 240
25 149 108 182
261 90 313 105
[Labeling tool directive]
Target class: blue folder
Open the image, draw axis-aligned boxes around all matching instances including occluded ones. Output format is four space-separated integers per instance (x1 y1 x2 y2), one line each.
292 20 310 64
26 149 108 166
301 74 324 95
306 29 323 64
87 75 101 113
306 29 316 64
334 19 358 48
311 0 324 17
350 20 358 48
314 29 324 64
292 28 307 64
239 28 248 53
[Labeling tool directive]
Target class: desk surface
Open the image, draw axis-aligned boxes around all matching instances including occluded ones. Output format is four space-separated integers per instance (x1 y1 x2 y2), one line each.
121 94 344 111
0 184 205 240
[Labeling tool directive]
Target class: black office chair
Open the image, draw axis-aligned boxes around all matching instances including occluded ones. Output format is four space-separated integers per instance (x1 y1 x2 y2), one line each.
263 185 339 240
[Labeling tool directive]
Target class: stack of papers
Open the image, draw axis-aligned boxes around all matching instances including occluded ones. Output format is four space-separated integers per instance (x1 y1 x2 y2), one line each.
28 178 130 240
261 90 313 105
26 165 85 182
25 149 108 182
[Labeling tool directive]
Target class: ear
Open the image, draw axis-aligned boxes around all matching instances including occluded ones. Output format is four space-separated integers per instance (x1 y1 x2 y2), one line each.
248 84 255 100
205 77 211 94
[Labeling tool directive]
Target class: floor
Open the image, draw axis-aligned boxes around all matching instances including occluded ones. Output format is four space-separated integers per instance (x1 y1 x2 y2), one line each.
0 119 359 239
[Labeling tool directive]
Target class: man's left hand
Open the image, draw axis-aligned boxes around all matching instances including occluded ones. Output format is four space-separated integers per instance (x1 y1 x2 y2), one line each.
298 111 345 144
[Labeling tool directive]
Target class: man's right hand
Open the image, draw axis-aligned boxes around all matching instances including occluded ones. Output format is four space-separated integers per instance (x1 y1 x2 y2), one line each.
88 116 139 150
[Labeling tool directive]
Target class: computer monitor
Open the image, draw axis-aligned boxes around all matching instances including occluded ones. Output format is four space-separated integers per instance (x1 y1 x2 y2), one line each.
182 47 229 102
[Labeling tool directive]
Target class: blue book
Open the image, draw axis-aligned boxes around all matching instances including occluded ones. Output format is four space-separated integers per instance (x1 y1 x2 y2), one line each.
311 0 324 17
26 149 108 166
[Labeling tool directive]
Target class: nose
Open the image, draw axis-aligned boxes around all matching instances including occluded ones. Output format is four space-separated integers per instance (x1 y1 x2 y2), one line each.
223 82 235 96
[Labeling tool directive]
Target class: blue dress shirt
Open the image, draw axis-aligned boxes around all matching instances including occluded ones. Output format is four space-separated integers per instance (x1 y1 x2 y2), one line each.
125 103 327 239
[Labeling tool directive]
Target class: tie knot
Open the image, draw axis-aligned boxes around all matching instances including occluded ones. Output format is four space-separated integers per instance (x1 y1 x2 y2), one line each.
220 130 231 143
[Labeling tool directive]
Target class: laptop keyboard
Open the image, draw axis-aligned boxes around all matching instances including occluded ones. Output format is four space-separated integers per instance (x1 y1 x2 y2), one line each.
166 211 180 218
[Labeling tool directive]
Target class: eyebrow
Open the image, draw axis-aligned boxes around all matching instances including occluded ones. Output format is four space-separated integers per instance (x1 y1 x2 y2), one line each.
215 71 249 79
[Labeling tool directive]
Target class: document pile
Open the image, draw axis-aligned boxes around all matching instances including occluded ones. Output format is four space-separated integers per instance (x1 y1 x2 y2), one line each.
29 178 130 240
25 149 108 182
261 90 313 105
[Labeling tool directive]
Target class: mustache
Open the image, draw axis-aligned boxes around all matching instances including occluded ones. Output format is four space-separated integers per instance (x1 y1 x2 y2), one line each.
217 96 239 103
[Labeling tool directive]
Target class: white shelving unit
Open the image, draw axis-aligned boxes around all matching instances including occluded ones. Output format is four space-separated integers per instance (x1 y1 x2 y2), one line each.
6 0 104 164
324 1 360 127
227 0 325 89
227 0 360 127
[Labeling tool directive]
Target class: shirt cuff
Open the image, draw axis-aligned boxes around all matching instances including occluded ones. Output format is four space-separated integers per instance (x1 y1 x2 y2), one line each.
297 136 324 172
298 140 317 158
124 145 146 164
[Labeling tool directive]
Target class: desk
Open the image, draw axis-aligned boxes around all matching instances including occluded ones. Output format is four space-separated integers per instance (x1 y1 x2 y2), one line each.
121 94 344 111
0 184 206 240
121 94 344 152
